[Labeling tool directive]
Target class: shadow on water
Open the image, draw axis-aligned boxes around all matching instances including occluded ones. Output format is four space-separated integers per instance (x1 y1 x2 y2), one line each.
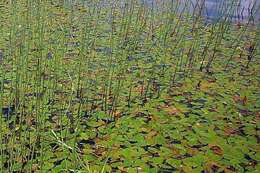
2 105 15 119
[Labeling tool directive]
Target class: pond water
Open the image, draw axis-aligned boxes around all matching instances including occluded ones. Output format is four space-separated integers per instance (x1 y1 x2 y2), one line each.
75 0 259 23
140 0 260 22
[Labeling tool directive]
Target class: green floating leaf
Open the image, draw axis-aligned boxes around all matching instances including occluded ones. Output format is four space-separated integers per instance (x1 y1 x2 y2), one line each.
86 120 104 127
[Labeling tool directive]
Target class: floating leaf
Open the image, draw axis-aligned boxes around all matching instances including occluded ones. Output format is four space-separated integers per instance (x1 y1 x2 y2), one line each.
209 145 223 156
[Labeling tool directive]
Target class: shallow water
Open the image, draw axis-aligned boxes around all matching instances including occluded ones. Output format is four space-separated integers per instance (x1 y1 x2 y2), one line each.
200 0 259 22
79 0 259 22
141 0 260 22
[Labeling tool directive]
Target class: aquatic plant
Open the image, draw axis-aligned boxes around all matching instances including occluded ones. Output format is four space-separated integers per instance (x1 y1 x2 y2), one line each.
0 0 259 172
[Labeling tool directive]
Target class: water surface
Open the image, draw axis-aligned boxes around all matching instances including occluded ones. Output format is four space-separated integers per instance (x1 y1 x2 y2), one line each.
140 0 260 22
89 0 258 23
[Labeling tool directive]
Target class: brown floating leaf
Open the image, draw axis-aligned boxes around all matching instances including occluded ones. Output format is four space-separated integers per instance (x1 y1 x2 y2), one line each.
94 146 107 157
205 161 224 173
224 126 238 136
145 130 158 140
242 96 248 105
112 110 121 121
159 105 181 115
118 166 128 172
200 81 214 91
256 112 260 120
209 144 223 156
166 107 180 115
172 147 181 156
32 164 39 172
233 95 241 103
187 147 199 156
233 95 248 105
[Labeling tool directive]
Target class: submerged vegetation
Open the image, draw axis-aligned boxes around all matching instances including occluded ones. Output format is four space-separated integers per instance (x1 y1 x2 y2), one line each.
0 0 259 172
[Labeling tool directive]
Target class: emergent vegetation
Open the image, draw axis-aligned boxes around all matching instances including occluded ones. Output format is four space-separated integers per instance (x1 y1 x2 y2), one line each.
0 0 259 172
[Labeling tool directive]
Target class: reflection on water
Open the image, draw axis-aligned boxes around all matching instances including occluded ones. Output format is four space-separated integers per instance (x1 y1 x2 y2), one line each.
141 0 260 22
75 0 259 22
198 0 259 22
